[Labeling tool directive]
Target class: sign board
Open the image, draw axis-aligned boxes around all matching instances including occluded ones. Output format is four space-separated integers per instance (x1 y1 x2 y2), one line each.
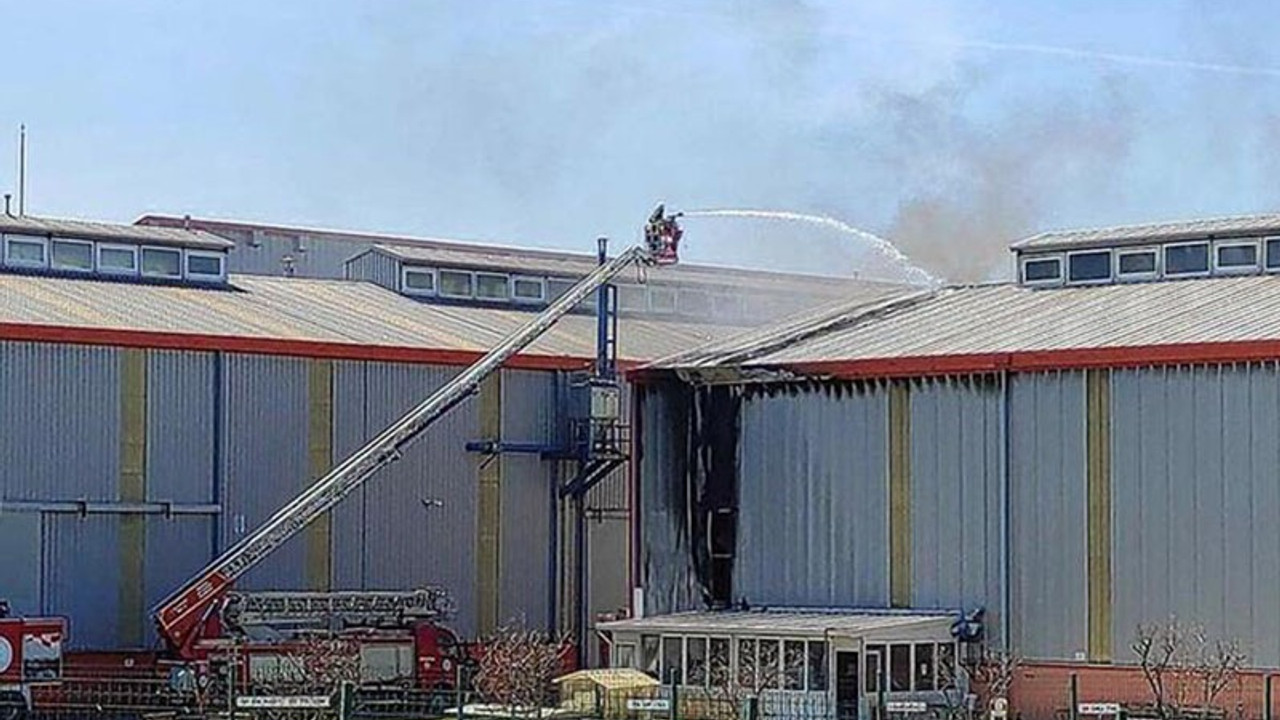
0 618 65 684
1078 703 1121 716
886 701 929 714
627 699 672 712
236 696 332 709
991 697 1009 720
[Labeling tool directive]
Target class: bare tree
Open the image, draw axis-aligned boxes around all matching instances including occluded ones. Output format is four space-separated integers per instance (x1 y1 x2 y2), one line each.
1133 618 1247 720
473 622 567 714
950 645 1019 720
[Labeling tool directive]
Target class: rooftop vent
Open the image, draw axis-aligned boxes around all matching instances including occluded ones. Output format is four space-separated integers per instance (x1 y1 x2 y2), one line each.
0 215 233 285
1011 213 1280 288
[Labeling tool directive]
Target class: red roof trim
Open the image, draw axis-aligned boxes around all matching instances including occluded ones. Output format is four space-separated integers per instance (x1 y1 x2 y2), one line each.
782 340 1280 379
0 322 636 371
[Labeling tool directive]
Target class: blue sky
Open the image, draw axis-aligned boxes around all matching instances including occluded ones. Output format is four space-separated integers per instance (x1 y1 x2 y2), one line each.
4 1 1280 279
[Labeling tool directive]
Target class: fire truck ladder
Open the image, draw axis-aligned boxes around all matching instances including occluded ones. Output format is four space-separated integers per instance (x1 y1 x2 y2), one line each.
154 237 674 657
222 588 456 632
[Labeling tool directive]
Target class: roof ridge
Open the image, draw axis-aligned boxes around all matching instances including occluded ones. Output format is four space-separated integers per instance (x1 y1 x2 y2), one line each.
1013 211 1280 247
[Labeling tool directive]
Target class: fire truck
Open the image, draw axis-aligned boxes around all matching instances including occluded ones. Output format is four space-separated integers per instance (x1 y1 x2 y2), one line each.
0 207 684 718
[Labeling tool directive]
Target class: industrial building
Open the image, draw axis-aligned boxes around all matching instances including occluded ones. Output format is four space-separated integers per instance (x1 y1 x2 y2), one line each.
0 211 902 658
621 213 1280 717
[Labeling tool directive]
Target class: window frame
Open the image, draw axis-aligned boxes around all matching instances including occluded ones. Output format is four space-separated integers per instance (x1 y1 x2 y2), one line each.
1212 240 1260 275
4 234 49 268
1265 237 1280 273
1114 247 1159 281
1019 253 1063 286
140 246 183 279
184 249 227 282
511 275 546 303
1065 249 1113 285
97 243 139 276
49 238 95 273
437 269 476 299
1163 241 1211 278
649 287 677 313
400 266 438 296
474 271 511 301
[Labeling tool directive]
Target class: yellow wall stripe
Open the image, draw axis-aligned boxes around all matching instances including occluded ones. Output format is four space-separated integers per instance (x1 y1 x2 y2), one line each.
889 382 912 608
119 349 147 647
476 374 502 635
1086 369 1113 661
306 360 334 592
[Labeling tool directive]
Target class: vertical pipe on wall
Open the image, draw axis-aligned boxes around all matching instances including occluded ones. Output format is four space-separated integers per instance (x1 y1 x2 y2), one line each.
476 373 503 636
119 348 148 647
888 381 912 608
548 371 564 634
306 359 334 592
211 351 225 559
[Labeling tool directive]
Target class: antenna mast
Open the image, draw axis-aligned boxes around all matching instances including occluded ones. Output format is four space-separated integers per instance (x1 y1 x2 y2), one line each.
17 124 26 217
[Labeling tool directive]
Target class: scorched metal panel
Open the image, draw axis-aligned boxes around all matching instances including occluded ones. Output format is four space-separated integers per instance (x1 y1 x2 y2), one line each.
638 383 700 615
909 376 1004 643
1008 371 1086 660
735 383 889 607
0 342 119 502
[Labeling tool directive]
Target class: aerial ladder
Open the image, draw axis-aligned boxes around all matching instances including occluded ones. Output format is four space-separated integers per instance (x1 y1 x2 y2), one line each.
153 206 685 658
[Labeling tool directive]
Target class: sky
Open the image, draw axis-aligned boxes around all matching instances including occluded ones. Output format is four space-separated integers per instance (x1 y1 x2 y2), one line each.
4 0 1280 281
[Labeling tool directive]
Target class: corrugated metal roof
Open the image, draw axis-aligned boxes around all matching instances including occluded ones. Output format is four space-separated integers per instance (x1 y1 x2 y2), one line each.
599 609 955 636
365 244 902 295
1 215 233 250
0 272 743 362
653 274 1280 371
1013 213 1280 252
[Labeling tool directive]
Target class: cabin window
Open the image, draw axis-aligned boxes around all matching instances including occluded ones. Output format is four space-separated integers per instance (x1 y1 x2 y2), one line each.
662 636 683 685
686 637 708 686
1067 250 1112 283
141 247 182 278
439 270 474 298
475 272 510 300
1116 249 1158 279
641 635 660 678
708 638 731 687
402 268 437 295
98 244 138 275
5 235 47 267
915 643 936 691
51 239 93 272
1265 238 1280 271
185 251 226 281
808 641 828 691
512 276 545 302
1165 242 1210 276
737 638 757 688
1021 256 1062 285
784 640 806 691
758 640 781 689
889 644 911 692
1214 242 1259 273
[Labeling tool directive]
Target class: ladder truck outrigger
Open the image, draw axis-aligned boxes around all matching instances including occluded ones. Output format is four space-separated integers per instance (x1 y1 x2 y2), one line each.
1 206 685 717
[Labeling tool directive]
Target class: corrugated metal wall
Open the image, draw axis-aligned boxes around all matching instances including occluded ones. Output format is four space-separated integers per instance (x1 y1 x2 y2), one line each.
223 354 311 590
343 251 401 290
0 340 582 650
222 230 371 279
736 383 890 607
908 377 1004 643
498 370 554 629
1111 364 1280 665
0 342 120 501
1008 371 1086 660
330 361 481 636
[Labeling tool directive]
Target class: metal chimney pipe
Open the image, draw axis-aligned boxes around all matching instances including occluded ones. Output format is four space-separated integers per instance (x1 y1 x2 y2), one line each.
3 193 10 217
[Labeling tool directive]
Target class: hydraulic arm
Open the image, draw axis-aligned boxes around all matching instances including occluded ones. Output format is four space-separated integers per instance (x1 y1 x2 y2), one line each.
154 211 683 657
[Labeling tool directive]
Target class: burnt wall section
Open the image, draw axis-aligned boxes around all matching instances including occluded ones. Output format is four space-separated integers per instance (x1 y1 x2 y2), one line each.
638 381 701 615
735 382 890 607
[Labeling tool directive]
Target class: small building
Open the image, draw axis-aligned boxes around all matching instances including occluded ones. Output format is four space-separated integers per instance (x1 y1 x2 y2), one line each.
600 610 965 720
553 668 661 719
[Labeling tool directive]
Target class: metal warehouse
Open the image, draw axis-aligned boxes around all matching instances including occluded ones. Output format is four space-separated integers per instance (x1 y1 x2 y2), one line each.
0 212 903 664
625 213 1280 718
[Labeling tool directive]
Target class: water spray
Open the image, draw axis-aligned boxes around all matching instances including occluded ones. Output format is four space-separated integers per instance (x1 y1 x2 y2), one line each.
682 208 940 287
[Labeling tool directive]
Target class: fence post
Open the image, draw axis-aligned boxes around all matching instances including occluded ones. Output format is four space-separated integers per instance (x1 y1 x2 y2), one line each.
456 660 465 720
669 668 680 720
1266 675 1274 720
1069 673 1079 720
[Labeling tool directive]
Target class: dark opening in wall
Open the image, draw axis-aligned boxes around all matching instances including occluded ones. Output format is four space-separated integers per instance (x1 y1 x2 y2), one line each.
689 385 741 608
